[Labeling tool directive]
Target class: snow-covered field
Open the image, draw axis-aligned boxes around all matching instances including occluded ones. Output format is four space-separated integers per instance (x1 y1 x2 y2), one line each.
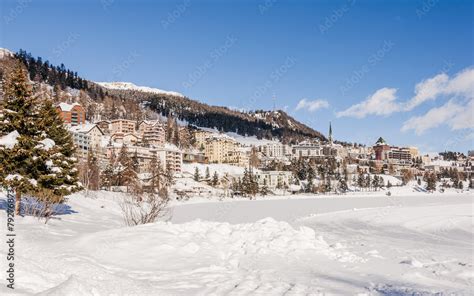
0 189 472 295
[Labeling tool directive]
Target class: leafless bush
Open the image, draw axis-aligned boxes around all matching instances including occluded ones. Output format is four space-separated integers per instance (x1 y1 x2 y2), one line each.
120 189 170 226
22 190 66 224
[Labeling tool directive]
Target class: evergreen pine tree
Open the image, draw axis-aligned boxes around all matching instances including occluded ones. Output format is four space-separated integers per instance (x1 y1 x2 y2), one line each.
357 172 365 190
36 99 81 197
173 118 180 146
0 66 49 214
211 171 219 187
194 167 200 182
148 154 164 193
101 152 116 190
205 167 210 179
425 172 437 191
338 177 348 193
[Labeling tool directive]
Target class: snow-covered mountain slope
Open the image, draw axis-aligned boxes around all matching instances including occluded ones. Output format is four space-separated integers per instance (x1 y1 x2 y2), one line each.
0 48 14 59
96 81 184 97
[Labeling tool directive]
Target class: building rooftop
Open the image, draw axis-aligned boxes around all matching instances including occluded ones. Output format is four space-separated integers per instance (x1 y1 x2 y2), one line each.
375 137 387 145
57 102 81 112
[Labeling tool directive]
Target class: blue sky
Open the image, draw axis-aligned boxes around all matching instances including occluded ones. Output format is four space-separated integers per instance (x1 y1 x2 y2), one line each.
1 0 473 153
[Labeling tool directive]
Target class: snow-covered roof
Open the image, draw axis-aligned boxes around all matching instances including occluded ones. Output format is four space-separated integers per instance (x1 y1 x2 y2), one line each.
164 143 181 152
57 102 81 112
225 132 280 147
195 126 220 133
206 133 236 142
69 123 103 134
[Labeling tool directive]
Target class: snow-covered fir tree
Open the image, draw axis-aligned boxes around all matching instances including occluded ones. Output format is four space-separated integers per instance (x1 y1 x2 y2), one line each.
36 99 81 196
0 65 80 214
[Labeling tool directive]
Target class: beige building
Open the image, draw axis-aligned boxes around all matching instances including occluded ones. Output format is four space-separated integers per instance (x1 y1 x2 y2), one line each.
137 120 165 146
204 134 239 164
105 143 183 174
227 147 250 167
110 119 136 134
111 133 140 146
194 129 216 149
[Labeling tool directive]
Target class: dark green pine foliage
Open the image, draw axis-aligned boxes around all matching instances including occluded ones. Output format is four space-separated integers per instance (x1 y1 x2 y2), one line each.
36 99 81 197
211 171 219 187
0 66 45 199
194 167 200 182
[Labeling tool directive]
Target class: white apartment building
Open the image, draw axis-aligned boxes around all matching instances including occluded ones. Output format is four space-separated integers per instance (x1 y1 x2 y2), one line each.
258 142 291 159
292 140 322 158
69 123 105 157
157 143 183 173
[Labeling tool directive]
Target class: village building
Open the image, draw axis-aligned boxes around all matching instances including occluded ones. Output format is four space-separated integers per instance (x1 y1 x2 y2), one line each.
57 102 86 126
258 142 291 159
110 132 140 146
110 119 136 134
292 140 322 158
255 171 293 190
204 134 239 164
137 120 166 146
194 129 216 149
373 137 414 166
69 123 105 157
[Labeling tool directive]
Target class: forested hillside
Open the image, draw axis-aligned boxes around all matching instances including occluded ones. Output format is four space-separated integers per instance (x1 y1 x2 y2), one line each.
1 49 326 143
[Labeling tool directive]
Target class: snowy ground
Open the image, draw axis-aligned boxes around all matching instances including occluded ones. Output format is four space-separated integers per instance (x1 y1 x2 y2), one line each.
0 189 473 295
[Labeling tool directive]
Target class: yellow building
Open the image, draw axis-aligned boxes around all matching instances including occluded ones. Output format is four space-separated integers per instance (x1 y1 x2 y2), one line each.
194 129 217 149
204 134 239 164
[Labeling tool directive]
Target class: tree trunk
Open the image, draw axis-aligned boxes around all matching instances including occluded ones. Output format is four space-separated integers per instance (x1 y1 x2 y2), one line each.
15 190 21 215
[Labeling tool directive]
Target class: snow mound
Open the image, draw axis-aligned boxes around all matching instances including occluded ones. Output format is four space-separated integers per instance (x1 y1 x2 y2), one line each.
97 81 184 97
37 275 94 296
400 258 424 268
65 217 359 272
0 130 19 148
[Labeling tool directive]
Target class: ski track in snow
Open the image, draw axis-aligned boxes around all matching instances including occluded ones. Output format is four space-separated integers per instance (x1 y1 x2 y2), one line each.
0 190 472 295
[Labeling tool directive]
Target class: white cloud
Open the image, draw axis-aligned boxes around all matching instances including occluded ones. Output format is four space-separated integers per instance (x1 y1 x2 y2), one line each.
450 99 474 130
295 99 329 112
336 87 400 118
404 73 449 110
401 99 473 134
337 67 474 119
404 67 474 110
444 67 474 98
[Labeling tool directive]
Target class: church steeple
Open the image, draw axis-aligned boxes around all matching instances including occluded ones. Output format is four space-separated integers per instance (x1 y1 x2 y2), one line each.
329 121 333 145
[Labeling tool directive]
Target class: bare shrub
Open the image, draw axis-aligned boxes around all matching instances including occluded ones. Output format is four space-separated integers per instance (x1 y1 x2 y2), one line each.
22 189 66 224
120 189 170 226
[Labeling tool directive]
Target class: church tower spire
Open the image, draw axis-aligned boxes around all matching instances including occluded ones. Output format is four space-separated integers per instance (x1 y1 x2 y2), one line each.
329 121 333 145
